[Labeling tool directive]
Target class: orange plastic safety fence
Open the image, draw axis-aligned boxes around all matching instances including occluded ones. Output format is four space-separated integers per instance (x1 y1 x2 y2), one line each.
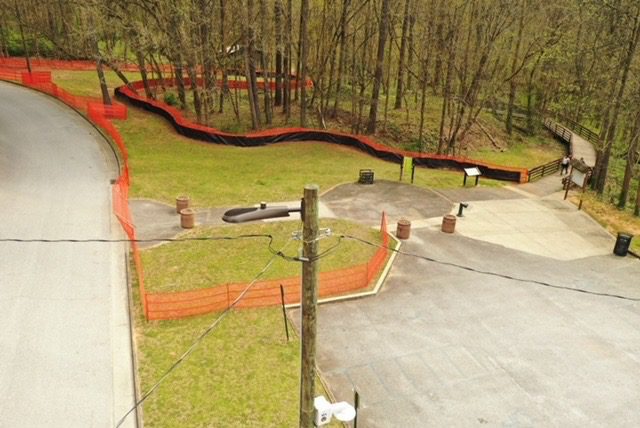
0 57 142 72
144 213 391 321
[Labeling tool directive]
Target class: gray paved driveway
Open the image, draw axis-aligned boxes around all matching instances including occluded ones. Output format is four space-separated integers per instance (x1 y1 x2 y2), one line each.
291 183 640 427
322 181 454 226
0 82 136 427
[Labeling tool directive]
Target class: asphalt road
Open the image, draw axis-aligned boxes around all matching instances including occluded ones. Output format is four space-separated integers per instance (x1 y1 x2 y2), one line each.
0 82 136 427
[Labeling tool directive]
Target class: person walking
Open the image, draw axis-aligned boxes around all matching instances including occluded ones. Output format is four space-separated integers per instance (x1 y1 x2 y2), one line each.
561 155 571 175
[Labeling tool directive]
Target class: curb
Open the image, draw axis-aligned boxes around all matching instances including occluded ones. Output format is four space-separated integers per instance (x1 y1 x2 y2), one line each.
285 233 401 309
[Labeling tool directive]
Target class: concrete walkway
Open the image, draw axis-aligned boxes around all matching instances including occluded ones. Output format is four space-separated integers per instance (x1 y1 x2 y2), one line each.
0 82 136 427
545 119 597 167
569 132 597 167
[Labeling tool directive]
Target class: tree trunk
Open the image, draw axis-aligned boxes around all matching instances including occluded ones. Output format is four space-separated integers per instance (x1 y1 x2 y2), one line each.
324 36 338 114
219 0 227 113
299 0 310 126
274 0 284 106
14 0 31 73
526 52 543 134
406 13 415 92
187 62 202 123
150 54 167 91
174 61 187 109
136 49 153 99
96 58 112 105
260 0 273 124
355 7 372 134
635 175 640 216
438 42 454 154
432 0 444 93
618 111 640 208
366 0 391 134
593 13 640 194
332 0 351 118
0 13 8 57
200 8 215 126
245 0 262 129
506 0 526 135
418 73 428 152
382 25 394 131
284 0 292 119
394 0 411 109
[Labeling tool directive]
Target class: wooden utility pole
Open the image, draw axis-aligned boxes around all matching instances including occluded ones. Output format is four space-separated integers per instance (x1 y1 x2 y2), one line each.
299 184 319 427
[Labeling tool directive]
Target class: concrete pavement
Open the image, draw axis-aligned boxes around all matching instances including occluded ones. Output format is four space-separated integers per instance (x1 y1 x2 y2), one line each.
131 198 335 248
290 175 640 427
0 82 136 427
292 229 640 427
570 133 597 168
450 198 613 260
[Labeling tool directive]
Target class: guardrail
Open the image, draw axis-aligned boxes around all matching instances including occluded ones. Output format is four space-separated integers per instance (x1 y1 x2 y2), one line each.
528 158 562 182
486 100 601 146
552 114 600 145
543 118 573 144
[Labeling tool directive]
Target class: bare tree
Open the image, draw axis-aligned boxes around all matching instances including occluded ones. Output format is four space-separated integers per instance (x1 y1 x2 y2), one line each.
366 0 391 134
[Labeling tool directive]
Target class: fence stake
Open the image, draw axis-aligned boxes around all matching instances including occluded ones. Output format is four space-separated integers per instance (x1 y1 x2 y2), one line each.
411 160 416 183
353 389 360 428
279 284 290 342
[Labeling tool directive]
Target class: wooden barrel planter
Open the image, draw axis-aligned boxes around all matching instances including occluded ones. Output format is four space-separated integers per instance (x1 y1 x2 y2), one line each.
180 208 195 229
441 215 456 233
396 219 411 240
176 195 190 214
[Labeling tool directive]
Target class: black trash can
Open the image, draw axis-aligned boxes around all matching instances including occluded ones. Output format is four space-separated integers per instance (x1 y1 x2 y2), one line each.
359 169 374 184
613 233 633 257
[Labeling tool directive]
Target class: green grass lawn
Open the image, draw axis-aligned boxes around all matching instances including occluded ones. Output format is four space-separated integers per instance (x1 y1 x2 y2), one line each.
467 131 565 168
570 191 640 253
141 219 381 293
161 83 565 169
52 69 139 98
117 107 499 208
135 219 376 426
133 303 319 427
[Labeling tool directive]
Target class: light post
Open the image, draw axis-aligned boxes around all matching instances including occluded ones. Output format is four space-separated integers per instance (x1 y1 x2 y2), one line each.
223 185 319 428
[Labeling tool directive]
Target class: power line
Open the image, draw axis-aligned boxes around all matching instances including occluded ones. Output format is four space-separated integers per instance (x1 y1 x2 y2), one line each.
0 233 274 244
0 233 341 262
341 234 640 303
0 234 300 262
114 238 295 428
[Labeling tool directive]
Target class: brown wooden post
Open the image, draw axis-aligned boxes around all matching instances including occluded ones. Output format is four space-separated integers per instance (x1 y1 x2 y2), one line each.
299 184 319 427
280 284 290 342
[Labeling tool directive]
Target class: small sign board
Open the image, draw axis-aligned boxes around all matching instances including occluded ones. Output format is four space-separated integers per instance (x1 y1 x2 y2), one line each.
464 167 481 176
463 167 481 186
399 157 415 183
571 169 587 187
564 159 592 210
